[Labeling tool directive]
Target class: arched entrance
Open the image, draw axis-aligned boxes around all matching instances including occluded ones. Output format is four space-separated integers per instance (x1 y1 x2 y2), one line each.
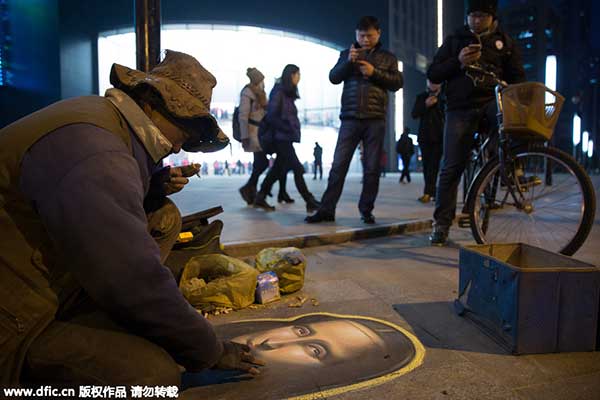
98 24 361 175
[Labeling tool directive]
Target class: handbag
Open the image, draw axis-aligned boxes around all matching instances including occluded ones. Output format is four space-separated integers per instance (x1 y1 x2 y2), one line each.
258 91 285 155
258 119 276 155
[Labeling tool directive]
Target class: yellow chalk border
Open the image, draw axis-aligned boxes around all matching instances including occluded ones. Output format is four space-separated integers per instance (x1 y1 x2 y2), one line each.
230 312 426 400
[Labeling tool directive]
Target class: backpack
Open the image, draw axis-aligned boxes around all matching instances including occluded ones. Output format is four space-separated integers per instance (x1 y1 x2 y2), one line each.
232 106 241 142
258 119 275 155
232 94 254 142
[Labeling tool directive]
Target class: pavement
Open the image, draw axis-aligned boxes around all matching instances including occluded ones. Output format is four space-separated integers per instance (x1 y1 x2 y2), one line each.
171 172 600 400
171 172 435 247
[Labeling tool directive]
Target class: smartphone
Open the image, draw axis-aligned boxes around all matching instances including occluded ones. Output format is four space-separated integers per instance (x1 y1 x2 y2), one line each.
468 43 482 51
355 47 369 61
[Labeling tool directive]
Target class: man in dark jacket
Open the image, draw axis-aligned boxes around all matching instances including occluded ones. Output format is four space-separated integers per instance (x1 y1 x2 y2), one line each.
313 142 323 180
0 51 262 388
427 0 525 245
306 16 403 224
411 80 444 202
396 128 415 183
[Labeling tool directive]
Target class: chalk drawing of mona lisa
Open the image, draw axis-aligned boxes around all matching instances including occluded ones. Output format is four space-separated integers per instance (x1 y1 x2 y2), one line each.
181 312 425 400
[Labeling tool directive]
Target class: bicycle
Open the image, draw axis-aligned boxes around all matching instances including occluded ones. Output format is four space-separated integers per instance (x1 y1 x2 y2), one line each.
458 125 493 228
462 64 596 256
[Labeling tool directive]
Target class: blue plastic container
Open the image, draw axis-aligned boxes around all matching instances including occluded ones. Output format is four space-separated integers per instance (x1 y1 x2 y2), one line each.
455 243 600 354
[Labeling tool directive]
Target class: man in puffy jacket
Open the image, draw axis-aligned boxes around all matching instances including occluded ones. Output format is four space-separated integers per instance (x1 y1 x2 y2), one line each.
427 0 525 245
306 16 403 225
0 50 261 388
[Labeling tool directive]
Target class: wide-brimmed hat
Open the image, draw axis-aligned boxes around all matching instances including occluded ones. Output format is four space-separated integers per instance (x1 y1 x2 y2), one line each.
110 50 229 153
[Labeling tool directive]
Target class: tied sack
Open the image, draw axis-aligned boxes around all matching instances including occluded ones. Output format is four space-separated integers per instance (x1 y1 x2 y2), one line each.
255 247 306 294
179 254 258 311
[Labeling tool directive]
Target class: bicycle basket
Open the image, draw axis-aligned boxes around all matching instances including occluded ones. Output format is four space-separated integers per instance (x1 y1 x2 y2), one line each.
501 82 565 140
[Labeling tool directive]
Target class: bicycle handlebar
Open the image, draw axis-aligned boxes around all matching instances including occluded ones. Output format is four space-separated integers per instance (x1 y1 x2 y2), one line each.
463 64 508 87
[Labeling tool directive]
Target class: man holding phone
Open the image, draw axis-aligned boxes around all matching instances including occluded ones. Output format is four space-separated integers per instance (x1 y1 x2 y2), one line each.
306 16 403 224
426 0 525 245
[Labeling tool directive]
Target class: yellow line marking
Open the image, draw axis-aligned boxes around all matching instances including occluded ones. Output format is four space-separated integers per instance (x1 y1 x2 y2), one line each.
230 312 426 400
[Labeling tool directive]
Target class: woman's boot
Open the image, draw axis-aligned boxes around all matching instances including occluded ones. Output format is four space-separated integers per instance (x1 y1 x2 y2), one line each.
253 192 275 211
278 192 295 203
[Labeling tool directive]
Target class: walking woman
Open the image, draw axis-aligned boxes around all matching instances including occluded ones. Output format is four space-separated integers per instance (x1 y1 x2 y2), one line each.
238 67 291 205
253 64 320 212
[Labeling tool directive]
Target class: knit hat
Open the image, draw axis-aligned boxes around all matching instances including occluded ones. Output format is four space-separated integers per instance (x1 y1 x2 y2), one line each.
246 67 265 85
466 0 498 16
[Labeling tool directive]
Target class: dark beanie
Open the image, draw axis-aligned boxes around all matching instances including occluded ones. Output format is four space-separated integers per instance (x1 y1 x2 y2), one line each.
466 0 498 16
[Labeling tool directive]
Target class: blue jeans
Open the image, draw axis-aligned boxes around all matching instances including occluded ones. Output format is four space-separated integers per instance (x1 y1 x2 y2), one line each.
434 101 497 230
320 119 385 215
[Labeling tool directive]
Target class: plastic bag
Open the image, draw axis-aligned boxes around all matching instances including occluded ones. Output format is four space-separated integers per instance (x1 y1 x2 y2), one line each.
255 247 306 294
179 254 258 311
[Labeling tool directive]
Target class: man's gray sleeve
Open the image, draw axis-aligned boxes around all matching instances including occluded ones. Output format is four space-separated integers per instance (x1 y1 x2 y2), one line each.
20 124 223 371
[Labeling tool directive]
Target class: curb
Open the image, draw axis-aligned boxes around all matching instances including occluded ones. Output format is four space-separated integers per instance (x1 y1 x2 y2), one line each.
223 218 432 257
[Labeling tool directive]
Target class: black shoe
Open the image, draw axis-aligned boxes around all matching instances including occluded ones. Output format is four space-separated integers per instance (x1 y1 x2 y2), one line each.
278 193 295 204
239 185 256 205
430 229 448 246
253 193 275 211
306 197 321 213
305 211 335 223
360 212 376 224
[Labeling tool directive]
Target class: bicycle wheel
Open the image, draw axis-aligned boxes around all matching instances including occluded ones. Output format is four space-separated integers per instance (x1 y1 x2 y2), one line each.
466 144 596 255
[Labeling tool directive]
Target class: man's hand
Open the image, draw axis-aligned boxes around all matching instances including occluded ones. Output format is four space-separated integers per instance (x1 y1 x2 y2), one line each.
164 164 199 195
348 44 359 62
213 341 265 376
357 60 375 77
425 96 438 108
458 45 481 66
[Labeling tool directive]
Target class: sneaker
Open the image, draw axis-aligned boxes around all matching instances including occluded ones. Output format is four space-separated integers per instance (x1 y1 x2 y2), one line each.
418 194 431 204
360 212 376 224
430 228 448 246
253 193 275 211
239 185 256 205
305 211 335 223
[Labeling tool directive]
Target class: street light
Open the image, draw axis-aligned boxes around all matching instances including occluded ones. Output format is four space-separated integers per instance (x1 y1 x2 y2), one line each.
437 0 443 48
545 55 557 103
572 114 581 146
588 140 594 158
582 131 589 152
395 61 404 141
